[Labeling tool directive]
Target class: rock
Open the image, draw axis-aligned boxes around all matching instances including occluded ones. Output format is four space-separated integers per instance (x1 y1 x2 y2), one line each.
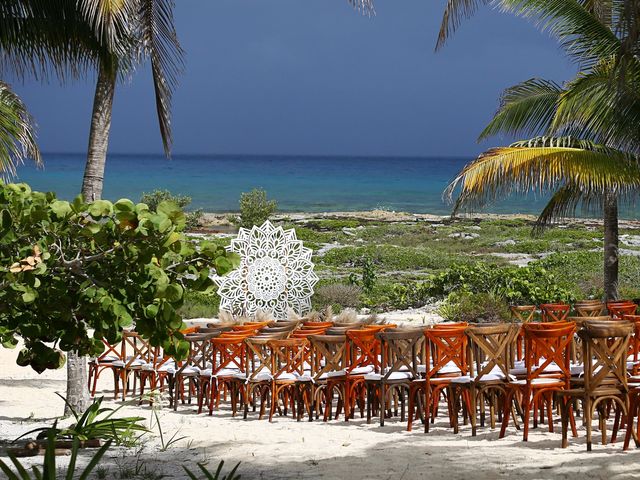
342 227 357 236
360 308 371 315
494 239 517 247
448 232 479 240
621 235 640 247
467 225 482 230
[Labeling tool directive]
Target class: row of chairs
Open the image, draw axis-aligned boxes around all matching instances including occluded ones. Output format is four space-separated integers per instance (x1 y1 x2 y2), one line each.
87 307 640 451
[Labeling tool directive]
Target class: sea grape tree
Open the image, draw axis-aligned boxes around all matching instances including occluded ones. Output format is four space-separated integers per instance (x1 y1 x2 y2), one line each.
0 182 239 373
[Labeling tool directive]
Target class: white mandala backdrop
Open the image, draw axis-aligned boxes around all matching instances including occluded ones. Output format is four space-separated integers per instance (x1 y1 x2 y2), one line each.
214 220 319 319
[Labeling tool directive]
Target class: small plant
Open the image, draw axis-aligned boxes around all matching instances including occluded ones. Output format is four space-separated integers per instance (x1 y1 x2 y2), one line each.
315 283 362 309
349 257 376 294
151 409 187 452
16 395 148 445
140 189 204 230
183 460 241 480
0 423 112 480
231 188 277 228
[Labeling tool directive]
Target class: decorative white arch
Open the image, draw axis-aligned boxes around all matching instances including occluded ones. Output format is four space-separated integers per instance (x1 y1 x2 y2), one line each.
214 220 319 319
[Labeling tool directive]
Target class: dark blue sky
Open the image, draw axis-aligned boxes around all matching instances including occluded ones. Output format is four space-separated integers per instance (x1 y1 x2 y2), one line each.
9 0 575 157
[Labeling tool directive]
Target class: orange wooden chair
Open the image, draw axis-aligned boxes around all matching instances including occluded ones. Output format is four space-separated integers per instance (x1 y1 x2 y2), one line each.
201 336 248 416
243 337 275 420
607 300 637 319
540 303 570 322
325 328 383 421
307 334 348 421
500 321 577 440
112 332 154 401
268 338 313 422
88 339 123 397
407 324 469 432
574 300 605 318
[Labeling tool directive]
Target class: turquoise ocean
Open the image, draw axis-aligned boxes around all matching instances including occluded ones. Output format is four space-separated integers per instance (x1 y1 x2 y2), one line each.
13 153 578 215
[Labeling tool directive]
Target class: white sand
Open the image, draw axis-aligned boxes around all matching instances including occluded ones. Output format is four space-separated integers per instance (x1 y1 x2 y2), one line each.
2 344 640 479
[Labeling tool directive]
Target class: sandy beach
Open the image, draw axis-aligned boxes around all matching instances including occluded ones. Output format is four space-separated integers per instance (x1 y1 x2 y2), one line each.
2 340 640 479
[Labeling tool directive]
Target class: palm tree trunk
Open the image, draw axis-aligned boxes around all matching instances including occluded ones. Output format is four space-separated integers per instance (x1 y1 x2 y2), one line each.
81 65 115 201
66 65 116 415
603 190 619 301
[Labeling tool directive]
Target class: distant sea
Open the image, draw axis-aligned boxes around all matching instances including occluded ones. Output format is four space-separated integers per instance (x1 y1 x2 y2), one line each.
12 153 574 215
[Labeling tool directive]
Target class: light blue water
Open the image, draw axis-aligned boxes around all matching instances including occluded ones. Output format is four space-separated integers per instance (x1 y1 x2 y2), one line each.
13 153 572 215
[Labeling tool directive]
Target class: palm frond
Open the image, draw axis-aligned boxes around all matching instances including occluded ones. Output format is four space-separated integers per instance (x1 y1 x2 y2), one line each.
479 78 563 141
436 0 490 50
77 0 137 58
551 58 640 152
533 181 603 232
138 0 184 157
498 0 621 67
444 137 640 214
0 81 41 179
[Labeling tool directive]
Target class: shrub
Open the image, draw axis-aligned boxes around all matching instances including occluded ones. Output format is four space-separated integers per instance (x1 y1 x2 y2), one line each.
315 283 362 309
231 188 277 228
348 257 376 293
387 282 434 310
140 189 204 230
177 291 221 319
438 291 511 323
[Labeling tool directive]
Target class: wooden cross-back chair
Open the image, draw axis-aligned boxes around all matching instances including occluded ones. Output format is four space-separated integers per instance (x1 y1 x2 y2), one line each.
170 333 213 412
559 321 634 451
511 305 537 362
407 325 468 432
88 339 123 397
450 323 519 436
574 300 605 318
112 331 154 401
365 329 424 426
607 300 637 319
243 337 276 420
268 338 313 422
540 303 570 323
201 335 249 416
500 322 577 441
307 334 348 421
325 328 384 422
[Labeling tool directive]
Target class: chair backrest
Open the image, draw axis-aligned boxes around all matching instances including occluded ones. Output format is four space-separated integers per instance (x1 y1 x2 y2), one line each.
179 333 215 371
268 338 308 378
433 322 469 329
523 322 576 386
308 334 347 381
210 336 247 374
425 325 468 378
579 320 633 393
607 301 637 319
96 339 123 362
510 305 537 323
346 329 382 373
302 321 334 328
465 323 519 382
574 300 605 317
540 303 570 322
244 337 274 382
325 325 362 335
120 331 153 368
623 315 640 362
377 329 424 380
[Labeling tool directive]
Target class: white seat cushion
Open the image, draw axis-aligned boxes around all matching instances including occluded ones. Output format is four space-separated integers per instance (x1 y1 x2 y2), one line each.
212 367 241 377
450 373 509 384
512 377 564 386
364 371 413 381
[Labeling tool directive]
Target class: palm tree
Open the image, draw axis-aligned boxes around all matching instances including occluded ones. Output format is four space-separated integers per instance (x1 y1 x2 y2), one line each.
444 1 640 300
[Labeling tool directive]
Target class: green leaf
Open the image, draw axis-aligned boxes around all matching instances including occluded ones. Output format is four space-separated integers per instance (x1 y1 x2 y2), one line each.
50 200 72 218
88 200 113 218
22 290 36 303
164 283 184 302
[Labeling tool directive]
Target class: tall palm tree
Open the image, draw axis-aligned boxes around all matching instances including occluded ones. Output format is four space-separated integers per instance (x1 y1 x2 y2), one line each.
444 0 640 300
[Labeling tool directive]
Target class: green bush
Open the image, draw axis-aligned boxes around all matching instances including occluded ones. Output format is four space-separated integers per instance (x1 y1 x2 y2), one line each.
177 291 221 319
231 188 277 228
438 291 511 323
140 189 204 230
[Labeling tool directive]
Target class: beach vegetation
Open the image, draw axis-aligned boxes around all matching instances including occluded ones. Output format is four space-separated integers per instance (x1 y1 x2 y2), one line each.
0 183 239 412
140 189 204 230
178 291 221 319
314 283 362 310
0 426 112 480
16 395 147 445
231 188 278 229
439 291 511 323
183 460 241 480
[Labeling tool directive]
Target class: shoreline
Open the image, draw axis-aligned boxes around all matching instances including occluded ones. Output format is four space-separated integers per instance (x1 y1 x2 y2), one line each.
200 209 640 229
